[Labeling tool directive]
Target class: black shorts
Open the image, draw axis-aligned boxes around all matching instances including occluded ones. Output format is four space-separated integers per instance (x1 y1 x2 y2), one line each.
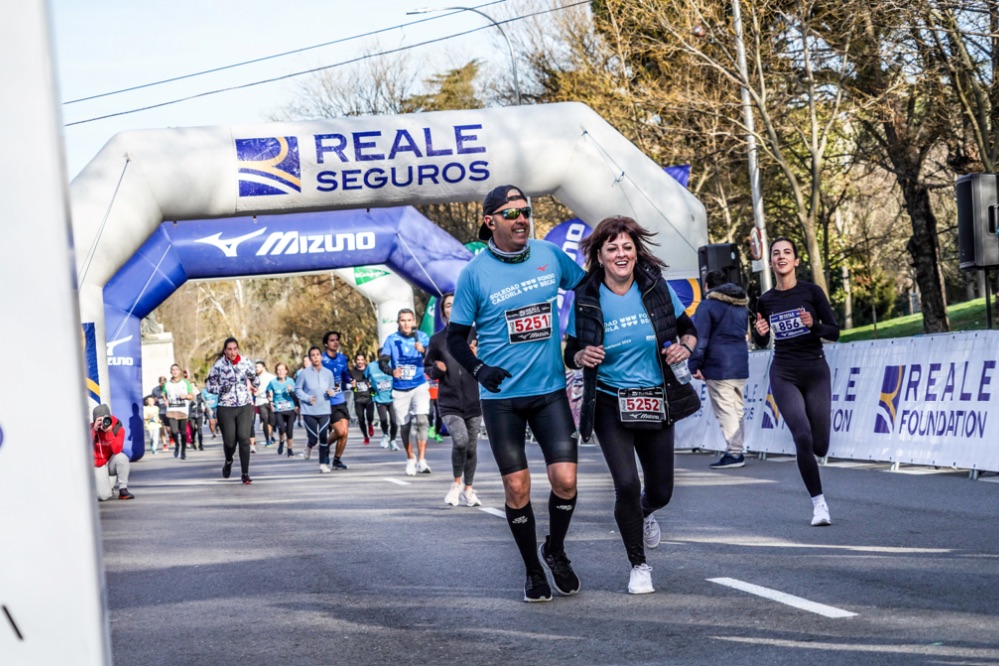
480 389 577 475
330 403 350 424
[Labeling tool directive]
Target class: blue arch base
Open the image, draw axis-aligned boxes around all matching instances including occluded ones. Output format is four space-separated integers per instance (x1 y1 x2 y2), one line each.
104 207 472 459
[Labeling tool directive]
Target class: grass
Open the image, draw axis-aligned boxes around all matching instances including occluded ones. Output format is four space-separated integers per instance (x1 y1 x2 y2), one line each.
838 297 996 342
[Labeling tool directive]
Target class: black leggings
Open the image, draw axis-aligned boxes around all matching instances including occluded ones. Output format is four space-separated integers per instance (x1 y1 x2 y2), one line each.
274 410 295 440
593 391 675 566
217 404 254 475
375 402 398 439
356 400 374 438
189 416 203 447
166 417 188 454
303 414 331 464
480 389 577 475
769 357 831 497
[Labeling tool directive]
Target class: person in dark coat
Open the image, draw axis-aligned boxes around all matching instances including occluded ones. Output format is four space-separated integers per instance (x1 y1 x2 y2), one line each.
689 270 751 469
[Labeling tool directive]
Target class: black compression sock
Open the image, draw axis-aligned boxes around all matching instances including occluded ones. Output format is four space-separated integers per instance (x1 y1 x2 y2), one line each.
548 491 577 553
505 502 542 572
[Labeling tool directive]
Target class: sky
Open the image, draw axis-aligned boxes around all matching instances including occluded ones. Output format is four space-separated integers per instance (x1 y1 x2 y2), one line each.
52 0 535 178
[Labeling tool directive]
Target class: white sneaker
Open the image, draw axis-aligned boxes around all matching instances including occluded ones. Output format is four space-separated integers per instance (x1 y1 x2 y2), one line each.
643 514 661 550
304 446 312 460
461 488 482 507
628 563 655 595
389 439 401 451
405 458 417 476
319 464 331 474
417 459 431 474
445 482 462 506
250 444 257 454
379 435 390 449
811 502 832 526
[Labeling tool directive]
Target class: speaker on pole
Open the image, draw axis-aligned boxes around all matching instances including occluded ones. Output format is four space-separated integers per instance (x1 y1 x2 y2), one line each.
957 173 999 270
697 243 743 291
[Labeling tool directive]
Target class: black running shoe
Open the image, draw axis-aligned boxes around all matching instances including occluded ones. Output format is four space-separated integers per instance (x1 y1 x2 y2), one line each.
332 457 348 470
524 570 552 603
241 473 252 485
540 536 580 596
118 488 135 500
222 459 233 479
277 441 284 455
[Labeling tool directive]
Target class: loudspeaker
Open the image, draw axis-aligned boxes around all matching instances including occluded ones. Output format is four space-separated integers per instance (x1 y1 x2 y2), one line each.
957 173 999 270
698 243 743 290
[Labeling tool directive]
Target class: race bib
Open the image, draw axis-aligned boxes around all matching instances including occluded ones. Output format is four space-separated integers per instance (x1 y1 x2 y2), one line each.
617 387 665 427
376 379 393 392
399 365 417 381
770 309 809 340
355 381 368 392
505 302 553 344
274 399 294 412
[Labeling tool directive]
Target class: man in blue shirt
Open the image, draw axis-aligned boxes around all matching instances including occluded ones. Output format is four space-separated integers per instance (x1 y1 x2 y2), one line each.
447 184 586 603
321 330 354 470
381 309 432 476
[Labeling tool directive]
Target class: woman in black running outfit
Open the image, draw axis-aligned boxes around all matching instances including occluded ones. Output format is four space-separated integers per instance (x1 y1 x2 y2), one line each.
752 237 839 526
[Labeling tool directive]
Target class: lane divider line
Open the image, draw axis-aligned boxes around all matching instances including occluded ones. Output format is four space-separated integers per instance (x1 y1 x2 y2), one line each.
707 577 858 618
479 507 506 518
383 478 411 486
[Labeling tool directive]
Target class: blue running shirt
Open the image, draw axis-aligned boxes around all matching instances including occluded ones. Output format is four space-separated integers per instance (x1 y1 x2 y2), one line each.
267 378 296 412
321 352 352 405
364 363 394 404
383 331 431 391
451 239 585 399
567 280 684 395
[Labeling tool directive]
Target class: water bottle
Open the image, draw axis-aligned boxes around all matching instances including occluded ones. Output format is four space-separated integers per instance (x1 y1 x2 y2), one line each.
662 340 692 385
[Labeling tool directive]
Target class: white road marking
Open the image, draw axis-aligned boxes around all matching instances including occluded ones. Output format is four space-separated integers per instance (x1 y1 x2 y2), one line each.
383 478 411 486
708 577 857 618
479 507 506 518
710 636 999 659
680 535 949 554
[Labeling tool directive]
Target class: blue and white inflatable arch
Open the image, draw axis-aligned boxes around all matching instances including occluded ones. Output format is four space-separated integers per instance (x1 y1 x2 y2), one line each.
71 102 708 419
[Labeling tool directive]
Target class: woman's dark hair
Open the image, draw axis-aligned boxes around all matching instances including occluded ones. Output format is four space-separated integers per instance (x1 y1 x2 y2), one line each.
769 236 798 258
579 215 668 272
219 337 239 359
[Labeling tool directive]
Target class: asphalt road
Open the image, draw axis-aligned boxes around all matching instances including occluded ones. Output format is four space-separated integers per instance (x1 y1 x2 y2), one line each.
99 428 999 665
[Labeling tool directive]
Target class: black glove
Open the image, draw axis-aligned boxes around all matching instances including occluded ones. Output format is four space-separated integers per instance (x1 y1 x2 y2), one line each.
474 364 511 393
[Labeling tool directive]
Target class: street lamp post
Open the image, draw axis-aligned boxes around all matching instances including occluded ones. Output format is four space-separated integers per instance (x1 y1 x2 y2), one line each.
407 6 521 105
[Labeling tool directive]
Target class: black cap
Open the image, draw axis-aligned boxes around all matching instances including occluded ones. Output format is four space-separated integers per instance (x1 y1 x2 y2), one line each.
479 184 527 241
93 404 111 421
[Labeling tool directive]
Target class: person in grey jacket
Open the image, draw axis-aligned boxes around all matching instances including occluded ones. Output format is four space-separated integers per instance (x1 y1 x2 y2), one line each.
295 346 337 473
688 270 751 469
205 337 261 484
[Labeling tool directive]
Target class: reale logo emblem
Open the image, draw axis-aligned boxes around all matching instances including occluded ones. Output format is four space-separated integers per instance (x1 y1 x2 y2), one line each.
236 137 302 196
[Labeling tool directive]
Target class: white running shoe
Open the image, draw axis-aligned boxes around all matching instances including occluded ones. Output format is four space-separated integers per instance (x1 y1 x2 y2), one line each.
304 446 312 460
643 514 661 550
417 459 431 474
445 482 462 506
461 488 482 507
628 563 655 595
250 444 257 454
319 464 331 474
379 435 390 449
811 502 832 526
389 439 401 451
405 458 417 476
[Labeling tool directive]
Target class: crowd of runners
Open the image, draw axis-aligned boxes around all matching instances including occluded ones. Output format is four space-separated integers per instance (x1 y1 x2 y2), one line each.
120 182 840 602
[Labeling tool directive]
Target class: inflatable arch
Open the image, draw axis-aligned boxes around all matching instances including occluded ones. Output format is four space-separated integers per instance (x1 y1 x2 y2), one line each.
71 102 708 412
102 207 471 458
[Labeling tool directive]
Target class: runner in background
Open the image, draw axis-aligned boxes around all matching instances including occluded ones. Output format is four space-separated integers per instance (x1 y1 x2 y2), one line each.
382 310 432 476
321 331 354 470
268 362 297 457
164 364 194 460
206 337 260 484
366 350 400 450
296 346 336 473
350 354 375 445
188 381 206 451
752 237 840 526
252 361 276 452
201 384 218 439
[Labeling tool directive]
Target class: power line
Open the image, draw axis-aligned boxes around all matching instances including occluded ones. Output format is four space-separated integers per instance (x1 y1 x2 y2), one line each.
64 1 589 127
63 0 510 105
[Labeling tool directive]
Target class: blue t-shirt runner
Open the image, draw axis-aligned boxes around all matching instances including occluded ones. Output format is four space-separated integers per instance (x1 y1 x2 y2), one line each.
566 280 685 395
450 238 585 400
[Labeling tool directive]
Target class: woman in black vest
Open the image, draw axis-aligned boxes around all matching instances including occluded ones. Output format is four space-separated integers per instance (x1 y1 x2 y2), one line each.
564 215 699 595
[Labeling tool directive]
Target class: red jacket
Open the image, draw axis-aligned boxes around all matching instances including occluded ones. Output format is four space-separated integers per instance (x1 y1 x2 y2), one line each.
92 416 125 467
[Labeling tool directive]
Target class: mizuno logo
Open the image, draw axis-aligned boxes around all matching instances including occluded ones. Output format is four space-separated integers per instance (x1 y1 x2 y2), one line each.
106 336 133 356
196 229 267 258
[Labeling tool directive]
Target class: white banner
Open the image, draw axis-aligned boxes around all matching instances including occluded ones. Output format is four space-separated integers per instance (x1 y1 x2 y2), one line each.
675 331 999 472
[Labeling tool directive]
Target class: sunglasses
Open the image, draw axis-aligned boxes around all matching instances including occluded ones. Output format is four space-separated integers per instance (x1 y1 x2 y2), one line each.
492 206 532 221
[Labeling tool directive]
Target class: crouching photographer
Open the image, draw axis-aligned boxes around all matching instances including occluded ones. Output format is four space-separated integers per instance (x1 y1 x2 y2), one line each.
92 404 134 501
